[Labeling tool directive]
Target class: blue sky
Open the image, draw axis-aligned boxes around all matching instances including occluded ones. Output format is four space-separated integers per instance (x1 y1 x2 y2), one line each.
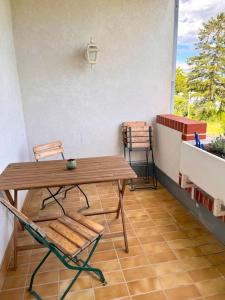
176 0 225 71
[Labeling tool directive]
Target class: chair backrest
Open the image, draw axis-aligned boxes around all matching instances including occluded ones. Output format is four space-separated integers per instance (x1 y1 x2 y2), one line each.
33 140 64 161
122 121 147 128
122 122 152 149
0 196 46 238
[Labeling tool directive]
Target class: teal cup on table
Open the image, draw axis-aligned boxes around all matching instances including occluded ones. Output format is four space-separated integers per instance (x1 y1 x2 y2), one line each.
66 159 77 170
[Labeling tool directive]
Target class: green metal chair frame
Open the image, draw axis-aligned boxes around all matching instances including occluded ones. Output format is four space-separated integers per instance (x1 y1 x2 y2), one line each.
0 197 106 300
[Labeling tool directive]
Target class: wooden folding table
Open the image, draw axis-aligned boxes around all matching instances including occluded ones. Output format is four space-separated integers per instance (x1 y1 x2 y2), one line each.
0 155 137 269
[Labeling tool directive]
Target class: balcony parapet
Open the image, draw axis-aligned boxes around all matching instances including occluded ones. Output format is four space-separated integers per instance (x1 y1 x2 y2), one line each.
156 114 207 141
155 114 225 223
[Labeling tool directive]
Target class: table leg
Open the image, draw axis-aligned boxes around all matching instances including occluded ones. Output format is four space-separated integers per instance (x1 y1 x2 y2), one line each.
4 189 18 269
116 180 126 219
4 190 14 205
117 180 129 253
13 190 18 270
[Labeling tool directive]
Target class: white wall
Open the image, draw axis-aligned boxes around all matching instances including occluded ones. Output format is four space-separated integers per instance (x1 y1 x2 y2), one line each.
0 0 29 264
11 0 175 158
155 123 182 183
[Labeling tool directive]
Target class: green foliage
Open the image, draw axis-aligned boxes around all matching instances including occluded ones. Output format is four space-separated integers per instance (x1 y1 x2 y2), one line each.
190 101 218 120
174 68 189 117
210 135 225 155
187 12 225 112
175 67 188 96
174 95 188 116
207 121 224 136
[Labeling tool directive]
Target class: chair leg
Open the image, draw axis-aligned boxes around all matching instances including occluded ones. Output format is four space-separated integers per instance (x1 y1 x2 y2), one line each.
60 238 106 299
41 187 63 209
45 188 66 215
76 185 90 208
42 185 90 211
28 250 51 298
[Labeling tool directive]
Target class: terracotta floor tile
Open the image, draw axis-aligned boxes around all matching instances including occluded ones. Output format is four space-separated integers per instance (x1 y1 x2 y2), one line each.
123 265 156 281
120 255 149 269
127 277 161 295
91 250 117 262
188 267 221 282
180 220 203 230
160 271 193 289
196 277 225 297
155 225 178 233
142 242 171 254
153 218 175 226
165 284 201 300
31 270 59 285
0 288 24 300
207 253 225 265
168 239 194 250
94 283 129 300
199 243 225 255
96 241 114 252
61 289 95 300
147 250 177 264
140 234 164 244
163 231 189 241
116 246 144 259
28 259 61 274
93 259 121 272
181 257 212 271
131 291 166 300
175 247 203 258
217 264 225 276
5 264 29 277
150 212 171 220
59 276 92 294
92 270 124 287
135 228 159 238
2 274 27 290
153 261 183 276
192 236 216 247
59 269 78 281
24 282 58 299
205 294 225 300
114 237 140 249
132 221 155 228
185 228 209 238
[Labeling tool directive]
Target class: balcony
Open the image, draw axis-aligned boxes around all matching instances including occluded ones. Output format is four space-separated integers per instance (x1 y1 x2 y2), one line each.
1 0 225 299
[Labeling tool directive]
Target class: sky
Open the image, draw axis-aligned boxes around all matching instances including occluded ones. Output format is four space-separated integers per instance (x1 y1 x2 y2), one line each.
176 0 225 71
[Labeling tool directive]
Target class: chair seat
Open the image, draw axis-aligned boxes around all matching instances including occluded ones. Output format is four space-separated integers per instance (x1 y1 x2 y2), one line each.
43 212 104 258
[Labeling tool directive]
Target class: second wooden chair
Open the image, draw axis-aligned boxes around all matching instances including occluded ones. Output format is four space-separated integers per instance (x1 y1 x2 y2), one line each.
33 140 90 211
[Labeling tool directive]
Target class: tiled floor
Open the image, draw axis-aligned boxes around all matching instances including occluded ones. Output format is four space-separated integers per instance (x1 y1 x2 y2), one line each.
1 183 225 299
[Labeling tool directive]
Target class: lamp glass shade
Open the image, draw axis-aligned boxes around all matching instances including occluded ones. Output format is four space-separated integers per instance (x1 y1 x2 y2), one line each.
86 39 98 64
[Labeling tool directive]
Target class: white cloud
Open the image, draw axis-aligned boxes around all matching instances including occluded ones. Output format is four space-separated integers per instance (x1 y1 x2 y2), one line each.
178 0 225 45
176 61 189 72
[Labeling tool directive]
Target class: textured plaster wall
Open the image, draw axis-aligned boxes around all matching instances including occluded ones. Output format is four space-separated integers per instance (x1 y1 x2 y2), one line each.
0 0 29 264
11 0 175 158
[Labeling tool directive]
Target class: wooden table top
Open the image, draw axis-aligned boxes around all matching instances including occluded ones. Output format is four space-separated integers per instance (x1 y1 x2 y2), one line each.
0 156 137 190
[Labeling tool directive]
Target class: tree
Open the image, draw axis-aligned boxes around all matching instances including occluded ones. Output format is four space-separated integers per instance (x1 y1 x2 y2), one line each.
174 95 188 116
187 12 225 112
175 67 188 96
174 67 188 116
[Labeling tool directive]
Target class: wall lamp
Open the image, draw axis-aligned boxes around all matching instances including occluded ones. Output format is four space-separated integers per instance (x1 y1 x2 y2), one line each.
85 37 99 68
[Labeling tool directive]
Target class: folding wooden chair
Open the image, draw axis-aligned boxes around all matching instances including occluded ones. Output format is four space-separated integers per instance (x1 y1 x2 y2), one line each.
33 141 90 210
0 196 106 300
122 121 157 190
